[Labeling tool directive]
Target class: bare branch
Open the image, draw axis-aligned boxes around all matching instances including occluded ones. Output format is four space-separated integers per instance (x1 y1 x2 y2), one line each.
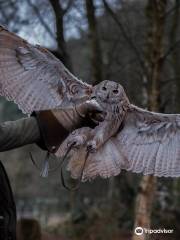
26 0 55 40
164 1 180 18
0 0 17 25
102 0 147 77
63 0 74 15
48 0 72 70
161 39 180 62
85 0 103 84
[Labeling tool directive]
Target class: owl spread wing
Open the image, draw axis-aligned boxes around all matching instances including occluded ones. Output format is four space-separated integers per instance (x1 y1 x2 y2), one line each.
0 25 91 114
65 105 180 181
116 106 180 177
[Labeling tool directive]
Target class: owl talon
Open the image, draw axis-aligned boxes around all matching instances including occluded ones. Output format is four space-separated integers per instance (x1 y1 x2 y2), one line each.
86 140 97 153
67 135 86 149
67 141 78 148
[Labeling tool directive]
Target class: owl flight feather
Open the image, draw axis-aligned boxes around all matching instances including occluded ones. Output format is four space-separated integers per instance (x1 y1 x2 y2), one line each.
0 25 92 114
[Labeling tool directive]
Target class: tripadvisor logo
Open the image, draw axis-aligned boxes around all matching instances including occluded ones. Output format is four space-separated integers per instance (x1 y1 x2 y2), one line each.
134 227 174 235
134 227 144 235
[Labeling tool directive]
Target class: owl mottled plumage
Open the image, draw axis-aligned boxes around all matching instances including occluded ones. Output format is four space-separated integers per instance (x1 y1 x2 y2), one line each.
0 25 92 114
56 80 180 181
1 26 180 182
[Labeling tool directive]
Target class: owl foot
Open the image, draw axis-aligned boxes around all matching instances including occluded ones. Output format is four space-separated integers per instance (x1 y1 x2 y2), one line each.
67 135 87 149
86 140 98 153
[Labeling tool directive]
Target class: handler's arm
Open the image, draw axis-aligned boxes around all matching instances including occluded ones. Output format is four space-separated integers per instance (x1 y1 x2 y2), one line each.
0 100 103 152
0 117 41 151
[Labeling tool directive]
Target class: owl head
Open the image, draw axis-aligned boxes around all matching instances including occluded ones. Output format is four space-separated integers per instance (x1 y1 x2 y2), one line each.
92 80 129 105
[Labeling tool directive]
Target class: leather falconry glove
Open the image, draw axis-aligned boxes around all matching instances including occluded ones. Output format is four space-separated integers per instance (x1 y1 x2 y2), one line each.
0 100 103 153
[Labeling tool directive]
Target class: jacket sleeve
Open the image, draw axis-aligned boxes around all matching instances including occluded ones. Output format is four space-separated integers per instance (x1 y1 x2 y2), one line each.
0 117 41 152
0 107 99 153
0 111 73 153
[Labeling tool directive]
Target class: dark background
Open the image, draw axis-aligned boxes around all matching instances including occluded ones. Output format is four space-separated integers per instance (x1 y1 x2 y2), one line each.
0 0 180 239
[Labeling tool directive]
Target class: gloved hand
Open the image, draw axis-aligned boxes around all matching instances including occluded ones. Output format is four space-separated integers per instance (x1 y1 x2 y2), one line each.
75 99 105 123
33 100 105 153
0 100 105 153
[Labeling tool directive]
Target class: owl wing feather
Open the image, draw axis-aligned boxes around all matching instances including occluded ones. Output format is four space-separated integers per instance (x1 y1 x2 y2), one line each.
0 25 90 114
65 105 180 181
117 105 180 177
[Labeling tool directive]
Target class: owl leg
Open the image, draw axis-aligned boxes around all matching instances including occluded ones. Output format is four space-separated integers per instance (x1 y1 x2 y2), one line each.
86 123 109 152
66 127 92 149
87 137 102 153
86 120 121 153
86 127 106 152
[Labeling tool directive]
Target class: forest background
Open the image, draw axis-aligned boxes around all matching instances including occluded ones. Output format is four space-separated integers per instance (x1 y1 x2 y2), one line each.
0 0 180 239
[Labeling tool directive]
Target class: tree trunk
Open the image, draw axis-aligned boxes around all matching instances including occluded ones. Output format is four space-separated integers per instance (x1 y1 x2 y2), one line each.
145 0 166 112
85 0 103 84
133 176 157 240
170 0 180 210
170 0 180 112
132 1 167 239
48 0 72 71
48 0 75 216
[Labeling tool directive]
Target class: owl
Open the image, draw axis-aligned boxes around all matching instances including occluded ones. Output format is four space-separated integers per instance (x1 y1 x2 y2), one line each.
56 80 180 181
1 26 180 182
86 80 130 152
65 80 130 152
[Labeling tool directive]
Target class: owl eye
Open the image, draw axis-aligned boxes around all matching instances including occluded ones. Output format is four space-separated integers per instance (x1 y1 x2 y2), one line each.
102 86 107 91
113 89 119 94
